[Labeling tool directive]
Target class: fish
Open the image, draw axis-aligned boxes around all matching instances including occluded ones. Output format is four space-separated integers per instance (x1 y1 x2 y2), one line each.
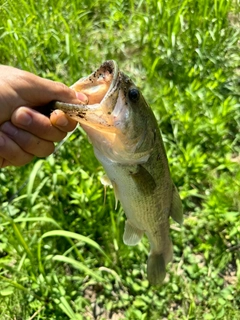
54 60 183 285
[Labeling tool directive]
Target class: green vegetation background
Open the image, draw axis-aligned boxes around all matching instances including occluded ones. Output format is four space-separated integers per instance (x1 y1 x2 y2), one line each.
0 0 240 319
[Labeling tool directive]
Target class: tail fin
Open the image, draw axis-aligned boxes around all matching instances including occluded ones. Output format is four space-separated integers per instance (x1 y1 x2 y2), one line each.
147 240 173 285
147 253 166 285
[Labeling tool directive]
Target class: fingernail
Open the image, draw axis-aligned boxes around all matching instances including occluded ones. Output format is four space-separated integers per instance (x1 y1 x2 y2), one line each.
76 92 88 103
16 111 32 126
55 115 68 126
1 122 18 137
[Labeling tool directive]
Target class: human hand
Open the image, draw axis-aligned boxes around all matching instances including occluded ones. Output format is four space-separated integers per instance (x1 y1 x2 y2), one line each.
0 65 87 168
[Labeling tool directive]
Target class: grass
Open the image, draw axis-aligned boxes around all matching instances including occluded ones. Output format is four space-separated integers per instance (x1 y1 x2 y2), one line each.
0 0 240 319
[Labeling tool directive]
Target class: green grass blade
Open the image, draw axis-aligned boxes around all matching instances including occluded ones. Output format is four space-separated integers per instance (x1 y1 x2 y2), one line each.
14 217 62 228
27 159 44 204
12 222 34 264
0 275 43 301
41 230 109 260
58 296 77 319
52 255 105 282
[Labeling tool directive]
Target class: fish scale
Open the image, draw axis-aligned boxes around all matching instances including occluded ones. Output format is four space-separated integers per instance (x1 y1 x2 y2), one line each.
54 60 183 285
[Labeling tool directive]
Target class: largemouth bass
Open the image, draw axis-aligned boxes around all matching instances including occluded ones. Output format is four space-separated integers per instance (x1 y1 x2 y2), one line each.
54 60 183 285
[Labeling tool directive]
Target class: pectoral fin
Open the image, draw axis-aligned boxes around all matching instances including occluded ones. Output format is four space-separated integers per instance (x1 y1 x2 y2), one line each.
123 220 144 246
170 184 183 225
130 165 156 196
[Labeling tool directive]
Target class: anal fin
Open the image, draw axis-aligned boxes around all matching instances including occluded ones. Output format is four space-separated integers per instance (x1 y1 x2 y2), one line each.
123 220 144 246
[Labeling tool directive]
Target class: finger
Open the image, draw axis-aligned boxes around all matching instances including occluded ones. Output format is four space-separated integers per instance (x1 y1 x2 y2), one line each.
0 132 34 167
11 107 67 142
50 110 78 132
1 122 55 157
0 158 13 168
22 79 88 106
0 66 88 124
1 65 88 107
0 157 4 168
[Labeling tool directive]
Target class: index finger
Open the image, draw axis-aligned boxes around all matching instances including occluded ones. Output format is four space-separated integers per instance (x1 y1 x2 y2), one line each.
0 65 88 123
13 74 87 107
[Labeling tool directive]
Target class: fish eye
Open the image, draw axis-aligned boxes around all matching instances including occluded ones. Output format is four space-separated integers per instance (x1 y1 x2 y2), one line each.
128 88 140 102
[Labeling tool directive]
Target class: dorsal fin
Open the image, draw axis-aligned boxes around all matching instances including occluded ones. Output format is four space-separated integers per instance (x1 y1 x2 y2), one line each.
170 184 183 225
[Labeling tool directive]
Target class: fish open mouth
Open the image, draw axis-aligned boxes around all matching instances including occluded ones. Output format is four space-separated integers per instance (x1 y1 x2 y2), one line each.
71 60 119 105
54 60 120 119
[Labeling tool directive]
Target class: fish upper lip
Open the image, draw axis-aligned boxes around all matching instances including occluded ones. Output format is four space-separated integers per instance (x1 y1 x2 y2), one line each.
97 60 120 105
54 60 120 109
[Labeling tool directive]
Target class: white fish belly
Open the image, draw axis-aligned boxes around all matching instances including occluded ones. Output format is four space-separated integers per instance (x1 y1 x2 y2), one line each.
95 148 171 252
